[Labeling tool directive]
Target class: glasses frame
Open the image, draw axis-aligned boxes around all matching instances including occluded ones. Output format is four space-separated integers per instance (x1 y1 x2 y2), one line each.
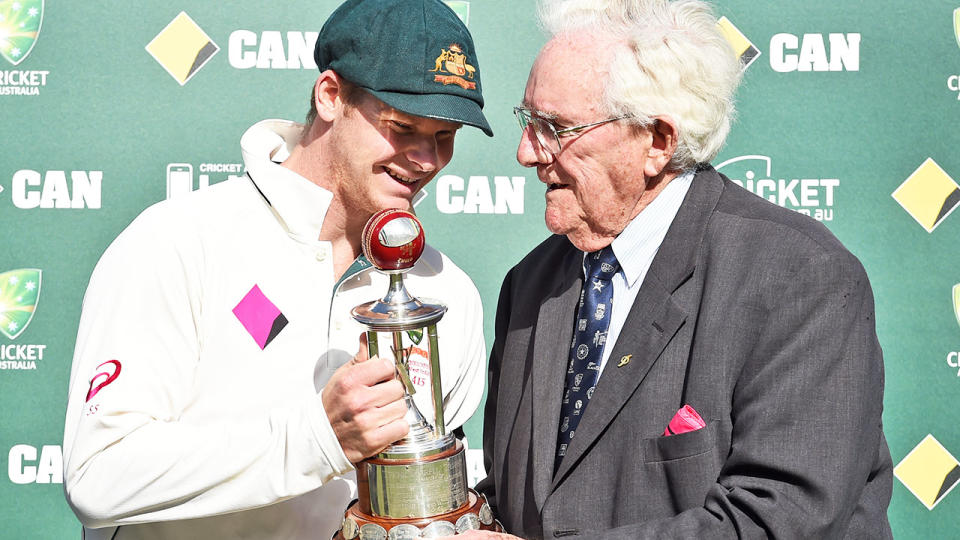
513 106 632 155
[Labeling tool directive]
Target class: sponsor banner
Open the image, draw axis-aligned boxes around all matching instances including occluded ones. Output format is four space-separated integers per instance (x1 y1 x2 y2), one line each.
717 155 838 222
895 435 960 510
0 268 40 340
434 175 525 215
716 17 859 74
892 158 960 233
7 444 62 484
0 2 958 538
946 284 960 377
949 8 960 100
7 170 102 209
146 11 219 85
227 30 318 71
166 161 244 199
0 0 48 96
178 2 470 76
769 32 860 72
716 16 760 72
0 268 47 372
445 1 470 25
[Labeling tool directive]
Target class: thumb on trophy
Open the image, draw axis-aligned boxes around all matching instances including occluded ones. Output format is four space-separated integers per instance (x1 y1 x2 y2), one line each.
350 332 373 364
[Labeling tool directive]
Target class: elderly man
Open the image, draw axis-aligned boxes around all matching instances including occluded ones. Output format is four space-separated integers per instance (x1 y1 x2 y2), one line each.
467 0 893 538
62 1 490 539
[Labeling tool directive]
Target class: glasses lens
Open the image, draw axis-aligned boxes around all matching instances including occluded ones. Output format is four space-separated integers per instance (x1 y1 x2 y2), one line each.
530 117 559 154
515 108 560 154
514 107 528 130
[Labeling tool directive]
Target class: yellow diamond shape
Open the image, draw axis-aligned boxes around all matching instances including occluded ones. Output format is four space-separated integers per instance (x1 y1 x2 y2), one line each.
145 12 219 85
716 16 760 71
892 158 960 233
894 434 960 510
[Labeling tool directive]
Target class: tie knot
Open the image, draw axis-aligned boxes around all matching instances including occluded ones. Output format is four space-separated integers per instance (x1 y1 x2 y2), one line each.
586 246 619 280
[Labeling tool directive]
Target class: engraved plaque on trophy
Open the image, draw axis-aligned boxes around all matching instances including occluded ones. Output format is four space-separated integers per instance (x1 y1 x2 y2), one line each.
335 209 501 540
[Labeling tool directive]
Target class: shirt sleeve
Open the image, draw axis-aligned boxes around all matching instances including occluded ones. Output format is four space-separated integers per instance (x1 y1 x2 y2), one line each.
62 205 353 528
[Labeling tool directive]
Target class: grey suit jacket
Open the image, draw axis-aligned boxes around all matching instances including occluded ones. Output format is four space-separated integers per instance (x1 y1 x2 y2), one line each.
475 167 893 539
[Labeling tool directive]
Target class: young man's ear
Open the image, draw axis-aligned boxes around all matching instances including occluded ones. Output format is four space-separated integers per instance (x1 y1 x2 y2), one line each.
313 69 345 123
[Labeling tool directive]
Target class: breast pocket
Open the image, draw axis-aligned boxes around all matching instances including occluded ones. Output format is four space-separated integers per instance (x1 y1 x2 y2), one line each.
642 420 718 463
641 421 721 513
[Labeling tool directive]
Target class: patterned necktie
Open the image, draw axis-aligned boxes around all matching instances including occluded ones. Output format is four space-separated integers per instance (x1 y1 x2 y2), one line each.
556 246 619 471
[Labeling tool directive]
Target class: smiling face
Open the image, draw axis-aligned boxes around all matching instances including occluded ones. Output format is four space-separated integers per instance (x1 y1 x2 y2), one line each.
517 34 675 252
326 90 461 218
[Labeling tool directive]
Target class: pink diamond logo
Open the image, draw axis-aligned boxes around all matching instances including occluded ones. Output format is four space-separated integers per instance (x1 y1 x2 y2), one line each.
232 285 287 350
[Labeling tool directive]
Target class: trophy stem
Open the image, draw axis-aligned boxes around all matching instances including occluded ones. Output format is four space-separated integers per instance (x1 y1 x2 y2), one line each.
390 331 418 396
380 329 443 455
427 324 445 437
365 330 379 359
397 393 438 447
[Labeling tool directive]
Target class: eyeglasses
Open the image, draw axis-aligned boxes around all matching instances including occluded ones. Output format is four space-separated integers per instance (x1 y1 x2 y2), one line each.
513 106 631 155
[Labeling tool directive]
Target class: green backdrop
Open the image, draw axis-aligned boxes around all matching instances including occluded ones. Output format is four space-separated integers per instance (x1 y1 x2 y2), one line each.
2 1 959 538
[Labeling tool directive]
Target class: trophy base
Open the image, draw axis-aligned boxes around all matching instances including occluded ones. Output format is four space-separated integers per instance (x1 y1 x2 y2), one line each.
334 489 503 539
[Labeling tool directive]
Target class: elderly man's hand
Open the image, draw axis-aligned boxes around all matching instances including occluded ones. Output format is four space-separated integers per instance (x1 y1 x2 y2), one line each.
434 531 523 540
321 334 409 463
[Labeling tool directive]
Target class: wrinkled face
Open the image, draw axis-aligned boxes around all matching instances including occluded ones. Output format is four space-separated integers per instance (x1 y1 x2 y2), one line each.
517 35 658 252
329 91 461 217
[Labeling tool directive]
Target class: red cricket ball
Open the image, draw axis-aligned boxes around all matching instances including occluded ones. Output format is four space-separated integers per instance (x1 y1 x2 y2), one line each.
361 209 425 271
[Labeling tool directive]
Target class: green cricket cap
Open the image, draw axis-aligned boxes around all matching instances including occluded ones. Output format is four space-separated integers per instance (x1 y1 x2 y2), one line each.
315 0 493 136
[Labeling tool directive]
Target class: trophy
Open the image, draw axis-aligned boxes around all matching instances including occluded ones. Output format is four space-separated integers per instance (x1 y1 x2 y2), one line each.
335 208 502 540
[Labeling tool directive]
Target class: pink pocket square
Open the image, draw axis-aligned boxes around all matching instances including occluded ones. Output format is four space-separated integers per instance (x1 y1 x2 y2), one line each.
663 404 706 436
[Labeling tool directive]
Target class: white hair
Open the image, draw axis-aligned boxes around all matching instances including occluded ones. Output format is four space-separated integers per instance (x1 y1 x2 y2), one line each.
538 0 742 170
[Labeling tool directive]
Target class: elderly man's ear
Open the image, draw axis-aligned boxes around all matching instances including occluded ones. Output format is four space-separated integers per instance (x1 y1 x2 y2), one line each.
644 116 679 178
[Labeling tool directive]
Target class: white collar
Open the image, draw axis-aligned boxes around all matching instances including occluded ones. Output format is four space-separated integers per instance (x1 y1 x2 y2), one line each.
610 169 695 287
240 119 333 244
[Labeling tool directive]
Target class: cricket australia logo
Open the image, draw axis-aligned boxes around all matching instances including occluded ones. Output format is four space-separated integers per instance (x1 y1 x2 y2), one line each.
430 43 477 90
947 9 960 100
0 0 42 66
955 8 960 50
954 284 960 330
0 268 41 339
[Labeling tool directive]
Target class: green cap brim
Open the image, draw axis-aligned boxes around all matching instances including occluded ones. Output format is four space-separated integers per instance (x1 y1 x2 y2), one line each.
365 87 494 137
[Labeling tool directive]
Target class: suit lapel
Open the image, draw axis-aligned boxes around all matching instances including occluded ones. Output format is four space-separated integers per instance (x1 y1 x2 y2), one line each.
530 246 582 510
551 167 725 484
552 276 686 482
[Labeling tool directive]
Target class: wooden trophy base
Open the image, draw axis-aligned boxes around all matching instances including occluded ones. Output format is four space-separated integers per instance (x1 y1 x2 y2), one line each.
334 489 502 539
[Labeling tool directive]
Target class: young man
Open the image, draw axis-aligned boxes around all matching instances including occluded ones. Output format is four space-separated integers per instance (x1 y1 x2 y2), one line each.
62 1 491 539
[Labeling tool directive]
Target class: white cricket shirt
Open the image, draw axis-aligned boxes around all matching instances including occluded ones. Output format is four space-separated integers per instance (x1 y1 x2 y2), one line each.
62 119 486 540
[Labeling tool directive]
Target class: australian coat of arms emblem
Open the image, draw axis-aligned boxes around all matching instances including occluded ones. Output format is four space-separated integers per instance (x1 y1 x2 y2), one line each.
430 43 477 90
